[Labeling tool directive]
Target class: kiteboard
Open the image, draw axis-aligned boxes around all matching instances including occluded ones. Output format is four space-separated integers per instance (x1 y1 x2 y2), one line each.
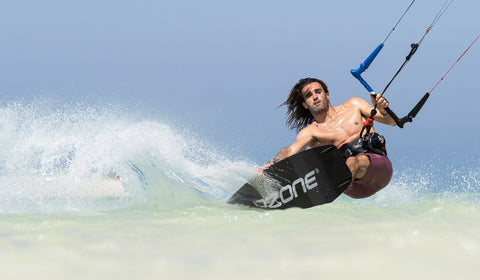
228 145 352 209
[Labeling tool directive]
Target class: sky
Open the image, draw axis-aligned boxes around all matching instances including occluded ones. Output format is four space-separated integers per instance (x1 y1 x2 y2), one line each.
1 0 479 163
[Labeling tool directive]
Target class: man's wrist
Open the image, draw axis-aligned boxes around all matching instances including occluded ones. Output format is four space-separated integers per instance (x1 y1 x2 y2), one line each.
272 156 283 163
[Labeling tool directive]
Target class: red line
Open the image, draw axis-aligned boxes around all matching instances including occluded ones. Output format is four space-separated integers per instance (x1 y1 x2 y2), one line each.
430 33 480 93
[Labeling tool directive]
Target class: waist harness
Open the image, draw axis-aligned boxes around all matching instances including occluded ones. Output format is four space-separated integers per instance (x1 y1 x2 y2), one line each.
339 132 387 159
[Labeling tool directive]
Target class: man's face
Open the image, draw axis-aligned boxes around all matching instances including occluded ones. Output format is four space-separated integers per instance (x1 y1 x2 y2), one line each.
301 82 330 113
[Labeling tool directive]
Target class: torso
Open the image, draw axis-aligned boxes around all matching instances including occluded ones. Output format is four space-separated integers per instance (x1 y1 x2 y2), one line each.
306 98 374 149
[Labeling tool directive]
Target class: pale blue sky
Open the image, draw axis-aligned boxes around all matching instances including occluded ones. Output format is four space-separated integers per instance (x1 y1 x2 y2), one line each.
1 0 479 162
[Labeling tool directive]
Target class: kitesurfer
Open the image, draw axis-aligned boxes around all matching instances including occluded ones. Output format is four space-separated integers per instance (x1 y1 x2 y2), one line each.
262 78 396 198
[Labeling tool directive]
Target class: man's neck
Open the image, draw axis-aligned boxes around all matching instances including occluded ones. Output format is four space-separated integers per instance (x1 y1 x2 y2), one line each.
312 105 336 123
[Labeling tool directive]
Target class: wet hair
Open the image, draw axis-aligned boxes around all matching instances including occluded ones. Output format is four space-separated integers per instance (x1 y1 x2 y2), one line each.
281 78 329 132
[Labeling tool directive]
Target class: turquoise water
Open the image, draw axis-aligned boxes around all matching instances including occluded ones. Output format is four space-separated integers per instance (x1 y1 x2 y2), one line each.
2 198 480 280
1 102 479 280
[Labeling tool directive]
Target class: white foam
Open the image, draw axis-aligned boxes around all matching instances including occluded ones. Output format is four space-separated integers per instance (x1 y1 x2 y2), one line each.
0 99 257 213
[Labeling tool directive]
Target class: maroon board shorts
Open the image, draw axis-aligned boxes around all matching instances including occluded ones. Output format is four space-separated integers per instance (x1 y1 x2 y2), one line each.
343 153 393 199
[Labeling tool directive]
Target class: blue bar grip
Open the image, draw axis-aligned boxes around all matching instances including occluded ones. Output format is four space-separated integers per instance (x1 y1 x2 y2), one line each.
350 43 384 93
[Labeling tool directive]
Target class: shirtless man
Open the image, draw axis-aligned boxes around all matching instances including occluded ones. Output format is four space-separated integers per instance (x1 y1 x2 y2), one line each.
263 78 396 198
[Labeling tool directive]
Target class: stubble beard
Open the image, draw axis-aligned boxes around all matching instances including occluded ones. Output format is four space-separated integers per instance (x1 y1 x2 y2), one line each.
309 101 329 115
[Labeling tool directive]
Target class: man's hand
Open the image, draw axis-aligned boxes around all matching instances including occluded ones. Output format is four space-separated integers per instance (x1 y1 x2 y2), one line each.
370 94 389 115
258 161 273 174
258 156 283 174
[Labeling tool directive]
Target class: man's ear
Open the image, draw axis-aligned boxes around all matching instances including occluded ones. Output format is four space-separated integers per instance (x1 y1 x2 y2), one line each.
302 102 307 109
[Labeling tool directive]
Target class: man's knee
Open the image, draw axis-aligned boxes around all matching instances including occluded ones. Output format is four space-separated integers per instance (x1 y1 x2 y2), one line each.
346 155 370 180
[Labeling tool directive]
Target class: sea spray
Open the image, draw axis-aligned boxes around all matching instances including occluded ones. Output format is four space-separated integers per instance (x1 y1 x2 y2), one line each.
0 100 257 213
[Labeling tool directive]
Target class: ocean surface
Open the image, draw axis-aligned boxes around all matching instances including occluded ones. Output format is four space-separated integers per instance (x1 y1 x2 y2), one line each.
1 101 479 280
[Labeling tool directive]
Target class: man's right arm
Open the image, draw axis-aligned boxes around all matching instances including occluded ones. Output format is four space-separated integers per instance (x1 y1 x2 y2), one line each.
261 126 314 170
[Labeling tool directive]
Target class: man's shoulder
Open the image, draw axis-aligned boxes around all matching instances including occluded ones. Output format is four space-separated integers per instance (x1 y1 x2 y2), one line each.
341 97 369 108
297 121 322 139
298 122 316 135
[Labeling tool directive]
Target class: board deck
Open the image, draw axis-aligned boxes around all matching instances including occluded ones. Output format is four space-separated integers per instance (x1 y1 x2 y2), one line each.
228 145 352 209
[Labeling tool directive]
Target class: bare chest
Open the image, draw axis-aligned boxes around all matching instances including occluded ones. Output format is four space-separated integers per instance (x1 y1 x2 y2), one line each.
311 109 366 148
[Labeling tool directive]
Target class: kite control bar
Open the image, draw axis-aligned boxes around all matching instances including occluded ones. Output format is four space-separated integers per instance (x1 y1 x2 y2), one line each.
350 0 455 129
384 92 430 128
351 45 409 128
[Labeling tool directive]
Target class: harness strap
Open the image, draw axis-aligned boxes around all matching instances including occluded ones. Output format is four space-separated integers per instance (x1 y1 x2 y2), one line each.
360 108 377 138
363 117 374 127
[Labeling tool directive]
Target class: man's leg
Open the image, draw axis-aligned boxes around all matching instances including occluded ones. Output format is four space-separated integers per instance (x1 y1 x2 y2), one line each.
345 154 370 180
343 154 393 199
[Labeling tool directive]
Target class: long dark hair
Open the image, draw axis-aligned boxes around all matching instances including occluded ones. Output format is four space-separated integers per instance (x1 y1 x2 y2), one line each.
281 78 329 132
